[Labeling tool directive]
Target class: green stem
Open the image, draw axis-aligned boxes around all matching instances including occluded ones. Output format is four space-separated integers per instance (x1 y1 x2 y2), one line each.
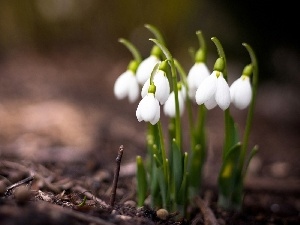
211 37 230 157
174 59 193 127
240 43 258 174
211 37 227 79
173 59 188 87
150 62 161 85
196 31 207 56
145 24 166 46
150 38 181 149
196 104 206 141
157 121 168 176
118 38 142 63
174 58 196 150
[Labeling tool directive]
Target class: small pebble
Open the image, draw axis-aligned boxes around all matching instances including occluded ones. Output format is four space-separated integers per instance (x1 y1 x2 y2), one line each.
156 208 169 220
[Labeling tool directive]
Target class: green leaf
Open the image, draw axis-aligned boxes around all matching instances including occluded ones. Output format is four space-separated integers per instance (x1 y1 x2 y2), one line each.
150 162 160 208
177 171 189 217
188 144 203 198
153 154 162 167
171 139 184 199
223 113 240 158
218 142 242 199
177 153 189 210
136 156 148 207
243 145 259 177
157 165 168 209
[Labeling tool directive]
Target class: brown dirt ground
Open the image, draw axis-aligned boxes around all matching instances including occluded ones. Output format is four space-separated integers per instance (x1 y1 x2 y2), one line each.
0 50 299 224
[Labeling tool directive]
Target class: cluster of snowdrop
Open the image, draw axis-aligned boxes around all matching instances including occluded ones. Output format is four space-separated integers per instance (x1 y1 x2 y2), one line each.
113 24 258 214
114 43 252 126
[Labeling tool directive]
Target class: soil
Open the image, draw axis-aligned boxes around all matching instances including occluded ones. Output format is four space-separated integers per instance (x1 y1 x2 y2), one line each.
0 50 299 225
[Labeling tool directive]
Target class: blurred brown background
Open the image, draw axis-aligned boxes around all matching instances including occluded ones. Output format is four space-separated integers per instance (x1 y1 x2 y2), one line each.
0 1 299 181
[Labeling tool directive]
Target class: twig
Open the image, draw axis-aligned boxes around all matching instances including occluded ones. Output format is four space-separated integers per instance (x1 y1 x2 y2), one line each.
72 185 110 209
194 196 219 225
110 145 124 207
5 175 34 196
1 160 60 193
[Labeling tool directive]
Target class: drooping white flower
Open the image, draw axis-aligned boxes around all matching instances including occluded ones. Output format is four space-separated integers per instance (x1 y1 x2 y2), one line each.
195 71 230 110
187 62 210 99
163 85 186 117
141 70 170 105
114 70 139 103
230 75 252 110
136 92 160 125
136 55 161 85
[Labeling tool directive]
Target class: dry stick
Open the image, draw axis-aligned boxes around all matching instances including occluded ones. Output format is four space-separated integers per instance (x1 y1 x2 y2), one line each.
194 196 219 225
110 145 124 207
1 160 60 193
73 185 110 209
5 175 34 195
1 160 111 209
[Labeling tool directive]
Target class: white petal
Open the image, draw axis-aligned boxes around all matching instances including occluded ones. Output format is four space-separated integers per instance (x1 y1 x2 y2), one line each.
178 94 185 115
139 96 157 121
150 102 160 125
229 79 239 101
136 55 160 85
137 93 160 124
136 102 143 122
141 78 150 98
215 75 230 110
187 64 199 98
195 72 217 105
231 76 252 109
128 75 140 103
163 92 185 117
187 62 210 99
204 96 217 110
153 70 170 104
113 71 133 100
163 92 176 117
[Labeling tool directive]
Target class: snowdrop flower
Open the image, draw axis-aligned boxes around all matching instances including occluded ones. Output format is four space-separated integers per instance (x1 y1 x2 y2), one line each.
136 45 161 85
163 83 186 117
136 84 160 125
195 58 230 110
141 61 170 105
187 62 210 99
114 60 139 103
230 70 252 110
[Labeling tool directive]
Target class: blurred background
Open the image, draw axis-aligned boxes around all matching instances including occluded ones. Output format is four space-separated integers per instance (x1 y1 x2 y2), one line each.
0 1 299 180
0 0 298 79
